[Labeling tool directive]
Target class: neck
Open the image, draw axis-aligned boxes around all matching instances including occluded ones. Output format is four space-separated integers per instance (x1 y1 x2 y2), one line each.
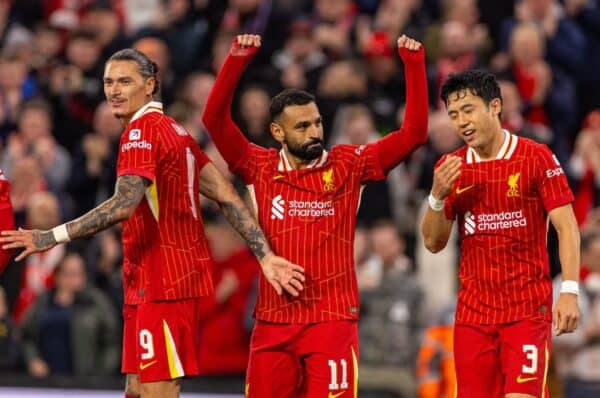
474 127 506 160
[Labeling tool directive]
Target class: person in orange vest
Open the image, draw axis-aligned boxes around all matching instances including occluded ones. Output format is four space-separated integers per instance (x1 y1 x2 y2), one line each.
417 303 457 398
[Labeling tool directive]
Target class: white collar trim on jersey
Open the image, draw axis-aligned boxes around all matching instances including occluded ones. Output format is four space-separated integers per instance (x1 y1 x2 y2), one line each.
130 101 164 123
278 148 329 172
466 129 518 164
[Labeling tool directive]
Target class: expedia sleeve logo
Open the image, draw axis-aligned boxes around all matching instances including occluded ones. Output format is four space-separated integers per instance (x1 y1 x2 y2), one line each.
121 140 152 152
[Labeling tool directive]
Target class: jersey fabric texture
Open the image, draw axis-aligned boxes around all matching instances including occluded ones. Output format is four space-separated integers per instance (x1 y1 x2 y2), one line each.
116 101 214 305
438 132 574 325
235 145 384 323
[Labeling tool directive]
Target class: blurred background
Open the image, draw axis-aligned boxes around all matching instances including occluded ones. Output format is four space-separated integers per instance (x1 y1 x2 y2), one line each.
0 0 600 397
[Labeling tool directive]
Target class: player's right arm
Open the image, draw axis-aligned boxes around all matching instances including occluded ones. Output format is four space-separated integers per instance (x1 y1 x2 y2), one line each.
421 156 461 252
201 34 260 168
0 175 148 261
198 162 305 297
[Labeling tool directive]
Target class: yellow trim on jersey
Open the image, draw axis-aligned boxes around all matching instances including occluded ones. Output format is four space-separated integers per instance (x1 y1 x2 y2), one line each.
146 182 159 220
541 342 549 397
162 320 184 379
352 346 358 398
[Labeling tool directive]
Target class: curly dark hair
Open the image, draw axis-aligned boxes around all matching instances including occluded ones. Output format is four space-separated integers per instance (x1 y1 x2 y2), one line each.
270 89 315 121
440 69 502 108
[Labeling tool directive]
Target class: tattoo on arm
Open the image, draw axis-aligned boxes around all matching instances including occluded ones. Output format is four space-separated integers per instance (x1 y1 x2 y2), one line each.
220 199 269 260
66 175 148 240
33 230 56 250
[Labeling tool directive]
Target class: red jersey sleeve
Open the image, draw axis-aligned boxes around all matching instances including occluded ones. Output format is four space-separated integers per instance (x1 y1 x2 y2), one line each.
0 172 15 273
117 122 159 181
230 143 269 184
535 145 574 212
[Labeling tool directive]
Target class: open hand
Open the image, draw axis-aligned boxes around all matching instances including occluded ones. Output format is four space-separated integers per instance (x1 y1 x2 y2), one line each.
260 252 305 296
0 228 56 261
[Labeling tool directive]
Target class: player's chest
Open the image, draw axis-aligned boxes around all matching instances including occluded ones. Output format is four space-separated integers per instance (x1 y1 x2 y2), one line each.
452 160 537 211
253 165 357 222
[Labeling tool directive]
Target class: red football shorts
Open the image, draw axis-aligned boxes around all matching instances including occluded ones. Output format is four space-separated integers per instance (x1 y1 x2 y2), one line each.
454 319 551 397
246 320 359 398
122 298 203 383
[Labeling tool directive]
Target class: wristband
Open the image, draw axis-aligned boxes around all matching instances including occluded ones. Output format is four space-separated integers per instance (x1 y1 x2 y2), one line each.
52 224 71 244
560 280 579 296
428 193 444 212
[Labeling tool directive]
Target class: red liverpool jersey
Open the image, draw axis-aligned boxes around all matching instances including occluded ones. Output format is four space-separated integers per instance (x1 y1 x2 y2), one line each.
440 131 574 324
116 101 214 304
233 143 385 323
0 168 15 273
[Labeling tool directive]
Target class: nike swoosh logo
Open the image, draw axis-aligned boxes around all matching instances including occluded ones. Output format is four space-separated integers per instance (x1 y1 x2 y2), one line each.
328 391 346 398
455 185 474 194
516 375 537 383
139 360 158 370
273 175 285 180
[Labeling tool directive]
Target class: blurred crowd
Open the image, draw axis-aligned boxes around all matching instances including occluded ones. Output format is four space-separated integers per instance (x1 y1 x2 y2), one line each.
0 0 600 397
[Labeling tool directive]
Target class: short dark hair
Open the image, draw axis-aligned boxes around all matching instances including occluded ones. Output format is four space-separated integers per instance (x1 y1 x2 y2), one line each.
269 89 315 121
440 69 502 108
108 48 160 95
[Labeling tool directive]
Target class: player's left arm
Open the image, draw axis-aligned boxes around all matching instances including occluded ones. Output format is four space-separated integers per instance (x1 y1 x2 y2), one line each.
373 34 428 174
0 175 148 261
549 204 581 336
198 162 305 296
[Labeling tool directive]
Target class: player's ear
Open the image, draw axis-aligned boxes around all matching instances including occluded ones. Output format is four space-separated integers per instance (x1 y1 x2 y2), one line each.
490 98 502 118
145 77 155 96
270 122 285 144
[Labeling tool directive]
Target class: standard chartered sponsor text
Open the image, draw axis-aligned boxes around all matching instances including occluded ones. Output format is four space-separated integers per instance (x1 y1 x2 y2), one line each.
476 209 527 231
288 199 335 217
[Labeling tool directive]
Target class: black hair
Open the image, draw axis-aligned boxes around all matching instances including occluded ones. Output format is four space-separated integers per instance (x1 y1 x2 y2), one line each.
269 89 315 121
108 48 160 95
440 69 502 108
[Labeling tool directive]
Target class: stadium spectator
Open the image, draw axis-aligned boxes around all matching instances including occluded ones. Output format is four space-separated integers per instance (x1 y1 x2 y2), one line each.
0 54 37 143
1 99 72 192
0 286 20 371
202 33 427 397
132 36 175 106
423 0 493 64
21 251 120 377
500 0 586 76
68 101 122 217
416 302 457 398
565 0 600 117
197 217 259 375
567 110 600 226
1 45 301 398
498 78 552 144
553 228 600 397
421 69 580 397
84 226 123 317
359 219 424 398
12 191 65 324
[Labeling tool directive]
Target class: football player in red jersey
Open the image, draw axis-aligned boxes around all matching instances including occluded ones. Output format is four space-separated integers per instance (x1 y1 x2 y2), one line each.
0 49 303 398
0 169 15 273
421 69 580 397
202 34 428 397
